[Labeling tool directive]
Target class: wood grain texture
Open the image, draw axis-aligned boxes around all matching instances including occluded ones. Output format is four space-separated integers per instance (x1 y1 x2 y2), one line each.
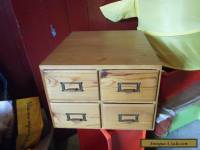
152 70 162 129
50 103 100 129
102 103 155 130
43 70 99 102
100 70 159 103
40 31 161 67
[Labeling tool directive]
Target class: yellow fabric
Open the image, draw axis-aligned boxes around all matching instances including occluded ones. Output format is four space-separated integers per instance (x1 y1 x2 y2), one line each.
100 0 200 70
100 0 137 22
137 0 200 36
146 32 200 70
16 97 43 150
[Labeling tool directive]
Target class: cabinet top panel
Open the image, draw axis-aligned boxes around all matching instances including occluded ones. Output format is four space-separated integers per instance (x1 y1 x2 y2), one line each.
40 31 161 69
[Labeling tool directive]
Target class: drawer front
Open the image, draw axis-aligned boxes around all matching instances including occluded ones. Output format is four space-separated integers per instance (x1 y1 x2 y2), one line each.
50 103 100 128
43 70 99 102
102 104 155 130
100 70 159 103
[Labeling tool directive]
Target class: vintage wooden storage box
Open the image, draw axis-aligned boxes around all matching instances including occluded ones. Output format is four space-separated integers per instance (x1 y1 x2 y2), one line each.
40 31 162 130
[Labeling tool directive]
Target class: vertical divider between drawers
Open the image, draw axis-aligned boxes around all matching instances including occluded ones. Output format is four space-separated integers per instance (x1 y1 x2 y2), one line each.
97 69 103 128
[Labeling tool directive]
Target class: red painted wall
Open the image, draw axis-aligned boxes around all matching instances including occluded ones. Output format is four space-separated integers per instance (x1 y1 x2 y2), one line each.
12 0 70 107
0 0 37 98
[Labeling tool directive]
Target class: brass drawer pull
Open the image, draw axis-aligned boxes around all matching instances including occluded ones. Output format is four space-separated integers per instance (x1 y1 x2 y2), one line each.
118 114 139 122
60 82 84 92
117 82 141 93
66 113 87 121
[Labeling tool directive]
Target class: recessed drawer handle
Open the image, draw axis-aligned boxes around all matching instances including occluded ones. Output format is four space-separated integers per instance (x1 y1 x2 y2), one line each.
117 82 141 93
118 114 139 122
66 113 87 121
60 82 84 92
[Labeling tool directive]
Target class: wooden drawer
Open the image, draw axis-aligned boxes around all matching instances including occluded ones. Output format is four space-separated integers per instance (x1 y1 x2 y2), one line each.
43 70 99 102
100 70 159 103
50 103 100 129
102 103 155 130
